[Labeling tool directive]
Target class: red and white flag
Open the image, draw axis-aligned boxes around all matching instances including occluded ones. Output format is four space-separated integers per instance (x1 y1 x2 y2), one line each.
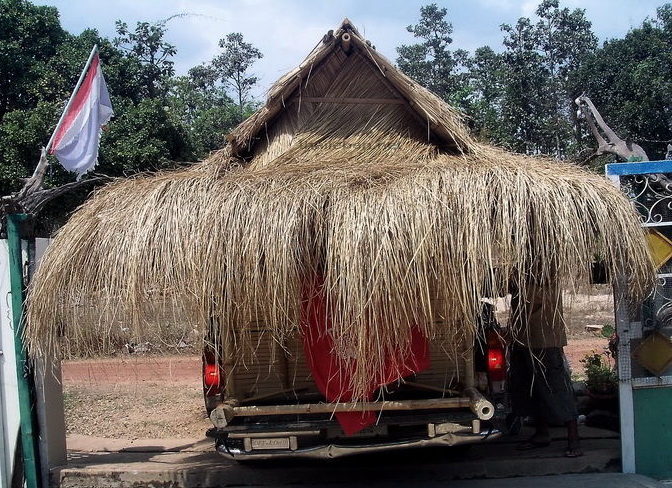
49 48 113 179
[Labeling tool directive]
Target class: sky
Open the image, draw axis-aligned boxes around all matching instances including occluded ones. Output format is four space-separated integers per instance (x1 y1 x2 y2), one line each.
33 0 666 99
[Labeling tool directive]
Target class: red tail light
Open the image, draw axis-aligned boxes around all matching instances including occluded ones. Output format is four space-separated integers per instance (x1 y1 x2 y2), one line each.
486 332 506 382
487 348 506 381
203 363 221 390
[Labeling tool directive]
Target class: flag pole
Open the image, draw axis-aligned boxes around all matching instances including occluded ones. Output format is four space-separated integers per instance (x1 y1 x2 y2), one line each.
45 44 99 154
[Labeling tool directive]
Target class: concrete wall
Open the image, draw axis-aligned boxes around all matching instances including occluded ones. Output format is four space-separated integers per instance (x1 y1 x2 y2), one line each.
34 238 67 485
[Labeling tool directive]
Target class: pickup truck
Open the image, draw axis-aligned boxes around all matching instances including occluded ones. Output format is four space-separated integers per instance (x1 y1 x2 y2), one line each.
202 302 509 459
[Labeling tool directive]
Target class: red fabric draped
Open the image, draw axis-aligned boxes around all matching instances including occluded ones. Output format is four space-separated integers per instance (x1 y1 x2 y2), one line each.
301 280 430 435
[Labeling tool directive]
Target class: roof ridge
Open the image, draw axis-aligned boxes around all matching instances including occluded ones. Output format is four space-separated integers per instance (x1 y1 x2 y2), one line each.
227 19 476 158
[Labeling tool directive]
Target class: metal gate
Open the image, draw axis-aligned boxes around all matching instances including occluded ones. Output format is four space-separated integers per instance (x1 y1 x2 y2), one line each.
606 161 672 477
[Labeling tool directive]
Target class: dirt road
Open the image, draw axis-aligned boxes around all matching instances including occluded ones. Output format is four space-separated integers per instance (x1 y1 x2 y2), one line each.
62 356 210 439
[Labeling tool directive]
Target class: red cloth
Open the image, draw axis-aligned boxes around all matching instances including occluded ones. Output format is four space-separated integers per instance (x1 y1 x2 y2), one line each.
301 281 430 435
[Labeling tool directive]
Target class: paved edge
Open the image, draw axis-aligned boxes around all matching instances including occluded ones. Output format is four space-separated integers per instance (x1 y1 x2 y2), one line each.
53 427 645 488
55 447 622 488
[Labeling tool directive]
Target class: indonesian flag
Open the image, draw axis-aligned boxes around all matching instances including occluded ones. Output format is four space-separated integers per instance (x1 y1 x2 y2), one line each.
49 51 113 179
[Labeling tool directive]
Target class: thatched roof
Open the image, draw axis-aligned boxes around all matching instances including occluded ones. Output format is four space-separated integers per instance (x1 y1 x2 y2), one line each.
227 19 475 159
26 20 654 399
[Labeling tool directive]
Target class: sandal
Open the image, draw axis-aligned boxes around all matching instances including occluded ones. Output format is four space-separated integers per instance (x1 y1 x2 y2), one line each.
565 447 584 458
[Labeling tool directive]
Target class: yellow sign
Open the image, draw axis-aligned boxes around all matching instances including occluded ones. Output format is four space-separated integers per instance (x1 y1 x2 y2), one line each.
646 229 672 269
632 331 672 377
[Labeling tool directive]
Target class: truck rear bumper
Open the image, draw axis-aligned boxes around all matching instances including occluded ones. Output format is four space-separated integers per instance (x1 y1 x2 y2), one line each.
210 420 502 460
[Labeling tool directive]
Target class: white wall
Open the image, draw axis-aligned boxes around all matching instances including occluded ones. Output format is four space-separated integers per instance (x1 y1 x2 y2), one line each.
0 240 21 488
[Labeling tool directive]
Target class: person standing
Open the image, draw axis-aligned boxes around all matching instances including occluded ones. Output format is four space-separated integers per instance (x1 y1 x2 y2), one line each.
508 271 583 458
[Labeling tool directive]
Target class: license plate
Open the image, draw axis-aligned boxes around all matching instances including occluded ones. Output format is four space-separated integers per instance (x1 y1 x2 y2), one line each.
249 437 291 450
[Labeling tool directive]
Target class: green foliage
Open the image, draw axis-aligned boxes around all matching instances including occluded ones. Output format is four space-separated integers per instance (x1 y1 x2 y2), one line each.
101 98 192 174
581 323 619 396
398 1 599 158
479 0 597 156
0 101 60 195
463 47 505 141
210 32 263 122
581 352 618 395
0 0 66 122
601 324 615 339
498 17 549 152
167 69 239 157
396 4 469 108
113 19 176 99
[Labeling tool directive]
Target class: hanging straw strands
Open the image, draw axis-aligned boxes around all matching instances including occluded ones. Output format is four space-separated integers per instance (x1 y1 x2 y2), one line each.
25 20 655 400
25 147 654 398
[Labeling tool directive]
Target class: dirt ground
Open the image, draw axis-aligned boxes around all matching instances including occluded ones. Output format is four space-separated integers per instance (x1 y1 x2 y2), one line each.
61 286 615 440
62 356 210 439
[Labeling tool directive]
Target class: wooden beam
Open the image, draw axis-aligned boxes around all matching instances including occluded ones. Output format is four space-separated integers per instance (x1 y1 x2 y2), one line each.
212 390 495 428
300 97 406 105
226 397 471 418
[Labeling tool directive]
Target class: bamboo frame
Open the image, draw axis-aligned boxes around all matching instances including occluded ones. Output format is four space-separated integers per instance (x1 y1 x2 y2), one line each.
211 386 493 428
216 397 471 424
300 97 406 104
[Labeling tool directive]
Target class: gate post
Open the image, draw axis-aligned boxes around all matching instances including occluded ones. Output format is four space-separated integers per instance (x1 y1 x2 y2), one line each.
6 213 42 488
607 161 672 478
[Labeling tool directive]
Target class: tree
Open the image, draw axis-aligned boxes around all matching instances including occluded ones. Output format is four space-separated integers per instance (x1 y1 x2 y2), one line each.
113 18 177 99
167 66 239 158
397 2 597 157
474 0 596 156
210 32 263 122
100 98 191 175
497 16 548 153
0 0 66 123
533 0 597 156
396 4 468 107
572 5 672 161
464 46 507 142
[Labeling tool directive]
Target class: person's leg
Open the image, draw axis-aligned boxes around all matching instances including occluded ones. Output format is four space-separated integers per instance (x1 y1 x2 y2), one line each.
565 419 583 457
509 346 537 418
516 415 551 449
510 347 551 449
532 415 551 444
534 347 584 457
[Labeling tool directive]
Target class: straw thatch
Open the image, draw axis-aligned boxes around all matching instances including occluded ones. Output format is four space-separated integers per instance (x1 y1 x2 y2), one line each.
25 20 655 400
